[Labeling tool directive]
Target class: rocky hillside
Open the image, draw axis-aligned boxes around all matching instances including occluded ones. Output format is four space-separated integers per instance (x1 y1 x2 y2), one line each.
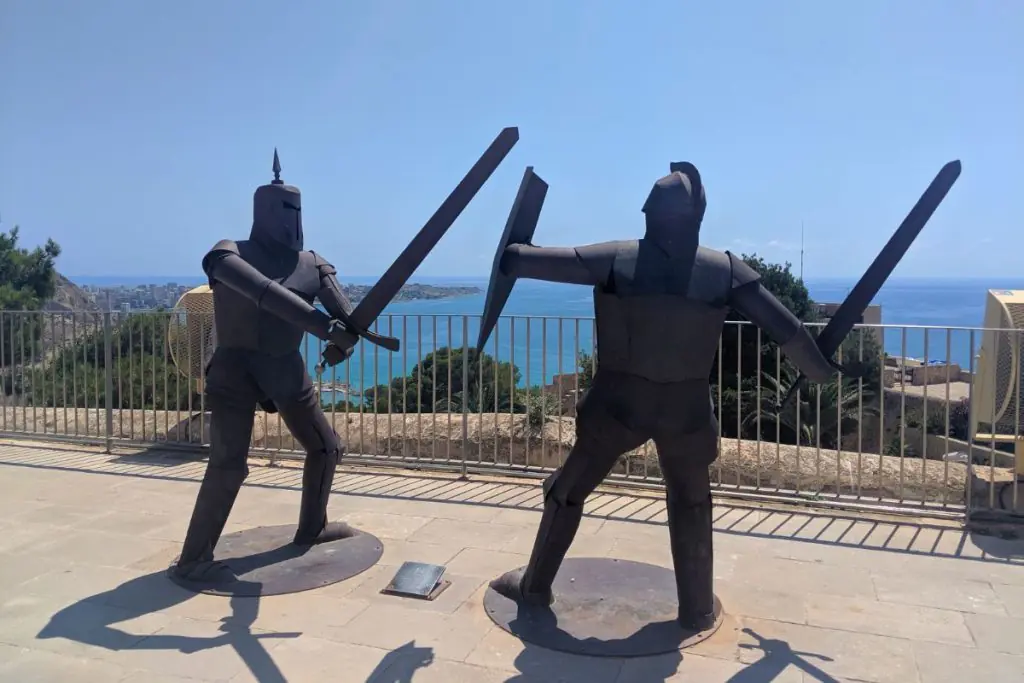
44 273 99 312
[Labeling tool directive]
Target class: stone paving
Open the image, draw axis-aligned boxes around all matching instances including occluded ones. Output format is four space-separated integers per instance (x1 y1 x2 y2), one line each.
0 439 1022 682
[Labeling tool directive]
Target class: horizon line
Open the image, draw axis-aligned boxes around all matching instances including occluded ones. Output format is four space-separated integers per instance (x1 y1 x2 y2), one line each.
65 274 1024 282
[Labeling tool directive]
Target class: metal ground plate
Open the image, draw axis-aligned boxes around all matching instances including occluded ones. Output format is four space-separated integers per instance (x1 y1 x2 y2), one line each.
167 524 383 597
381 561 451 601
483 557 723 657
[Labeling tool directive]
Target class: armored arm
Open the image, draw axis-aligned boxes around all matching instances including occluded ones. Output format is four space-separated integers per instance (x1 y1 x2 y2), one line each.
500 242 615 287
312 253 356 323
202 240 336 343
726 253 835 384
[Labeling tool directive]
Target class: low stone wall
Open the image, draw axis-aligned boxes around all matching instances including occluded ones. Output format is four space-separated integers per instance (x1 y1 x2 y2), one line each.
0 405 986 506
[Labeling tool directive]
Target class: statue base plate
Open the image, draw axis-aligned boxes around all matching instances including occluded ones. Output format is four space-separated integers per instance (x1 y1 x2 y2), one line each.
167 524 383 597
483 558 723 657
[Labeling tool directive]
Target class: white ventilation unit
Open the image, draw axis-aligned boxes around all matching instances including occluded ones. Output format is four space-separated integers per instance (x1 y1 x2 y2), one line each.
971 289 1024 479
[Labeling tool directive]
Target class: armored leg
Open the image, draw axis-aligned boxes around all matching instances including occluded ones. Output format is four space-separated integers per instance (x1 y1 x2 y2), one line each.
275 385 345 545
654 428 718 630
174 396 256 581
505 415 645 605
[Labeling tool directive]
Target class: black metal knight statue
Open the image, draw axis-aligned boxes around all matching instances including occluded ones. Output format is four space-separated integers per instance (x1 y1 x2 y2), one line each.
174 128 519 587
478 158 960 644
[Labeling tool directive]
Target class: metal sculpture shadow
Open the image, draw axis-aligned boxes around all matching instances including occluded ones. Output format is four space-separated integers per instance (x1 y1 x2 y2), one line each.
504 601 683 682
37 555 296 683
729 628 838 682
364 640 435 682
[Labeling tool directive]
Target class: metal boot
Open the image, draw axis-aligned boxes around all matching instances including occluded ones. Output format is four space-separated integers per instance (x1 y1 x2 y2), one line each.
666 491 716 630
293 447 340 545
519 476 584 603
174 464 247 574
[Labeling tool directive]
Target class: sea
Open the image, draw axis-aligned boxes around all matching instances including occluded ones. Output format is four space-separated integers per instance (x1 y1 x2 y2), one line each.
73 275 1024 397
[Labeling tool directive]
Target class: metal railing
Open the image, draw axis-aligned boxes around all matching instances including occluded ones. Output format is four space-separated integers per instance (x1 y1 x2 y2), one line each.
0 308 1020 522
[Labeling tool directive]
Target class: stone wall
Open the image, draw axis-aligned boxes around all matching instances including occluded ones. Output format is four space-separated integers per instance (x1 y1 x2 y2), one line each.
0 405 991 506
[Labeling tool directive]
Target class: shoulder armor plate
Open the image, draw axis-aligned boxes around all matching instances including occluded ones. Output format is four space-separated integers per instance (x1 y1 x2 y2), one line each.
726 250 761 288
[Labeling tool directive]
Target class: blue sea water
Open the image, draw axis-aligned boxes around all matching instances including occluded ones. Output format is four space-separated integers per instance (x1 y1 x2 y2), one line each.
71 274 1024 394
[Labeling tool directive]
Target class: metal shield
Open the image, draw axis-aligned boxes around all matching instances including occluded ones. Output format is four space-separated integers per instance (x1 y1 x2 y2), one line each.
476 166 548 352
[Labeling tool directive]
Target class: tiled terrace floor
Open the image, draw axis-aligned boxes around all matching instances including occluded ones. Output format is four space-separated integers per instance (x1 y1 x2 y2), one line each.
0 439 1022 682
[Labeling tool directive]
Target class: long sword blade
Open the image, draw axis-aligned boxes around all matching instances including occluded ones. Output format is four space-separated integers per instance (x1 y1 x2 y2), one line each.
777 159 961 409
816 160 961 354
349 127 519 331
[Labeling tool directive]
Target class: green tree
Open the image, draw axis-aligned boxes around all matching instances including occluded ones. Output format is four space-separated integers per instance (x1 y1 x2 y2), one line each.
0 223 62 380
364 346 524 413
743 367 879 448
30 310 198 410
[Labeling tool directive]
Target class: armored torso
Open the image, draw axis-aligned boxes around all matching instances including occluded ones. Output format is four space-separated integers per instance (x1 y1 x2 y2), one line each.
590 240 733 383
208 239 322 356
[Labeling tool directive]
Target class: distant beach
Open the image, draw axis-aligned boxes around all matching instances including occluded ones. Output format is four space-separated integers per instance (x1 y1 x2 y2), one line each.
70 274 1024 393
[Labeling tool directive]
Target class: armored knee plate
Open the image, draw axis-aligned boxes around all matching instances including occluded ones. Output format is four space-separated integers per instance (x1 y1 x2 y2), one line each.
176 400 255 571
518 469 585 600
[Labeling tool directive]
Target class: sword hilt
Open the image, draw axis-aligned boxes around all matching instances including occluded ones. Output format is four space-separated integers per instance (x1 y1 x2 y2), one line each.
775 373 806 412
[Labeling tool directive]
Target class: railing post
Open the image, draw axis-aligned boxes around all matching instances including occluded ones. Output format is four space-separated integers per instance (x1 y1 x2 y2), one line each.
103 305 113 453
460 316 469 480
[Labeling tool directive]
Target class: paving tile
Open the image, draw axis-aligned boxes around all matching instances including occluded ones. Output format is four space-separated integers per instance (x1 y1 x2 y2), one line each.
338 510 436 540
0 646 134 682
377 538 464 567
805 594 973 646
403 497 507 524
368 650 510 683
227 501 300 527
0 524 55 555
617 650 806 682
608 535 674 567
24 530 180 569
683 612 744 662
341 562 486 615
228 636 391 683
16 563 150 604
409 518 520 550
717 584 808 625
0 592 169 661
731 556 877 599
80 510 182 540
499 520 614 559
738 617 918 683
490 506 603 534
914 640 1024 682
596 518 671 543
872 574 1006 615
121 671 215 683
0 552 56 595
992 581 1024 617
113 614 286 681
445 547 531 579
246 590 371 636
8 502 110 529
965 613 1024 655
334 603 490 662
464 626 624 682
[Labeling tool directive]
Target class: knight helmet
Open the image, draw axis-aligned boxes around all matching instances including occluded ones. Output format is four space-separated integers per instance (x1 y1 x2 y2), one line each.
251 149 303 250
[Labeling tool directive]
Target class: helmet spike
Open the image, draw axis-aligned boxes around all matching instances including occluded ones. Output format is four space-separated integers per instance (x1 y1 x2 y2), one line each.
271 148 283 185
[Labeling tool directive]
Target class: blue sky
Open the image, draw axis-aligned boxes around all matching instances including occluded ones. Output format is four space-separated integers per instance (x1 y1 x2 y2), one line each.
1 1 1020 280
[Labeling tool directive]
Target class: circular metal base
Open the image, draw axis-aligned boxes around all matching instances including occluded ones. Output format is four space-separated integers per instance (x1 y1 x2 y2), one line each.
483 558 724 658
168 524 383 597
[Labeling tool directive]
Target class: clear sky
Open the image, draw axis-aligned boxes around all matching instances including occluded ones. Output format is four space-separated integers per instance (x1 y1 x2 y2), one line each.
1 1 1020 280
